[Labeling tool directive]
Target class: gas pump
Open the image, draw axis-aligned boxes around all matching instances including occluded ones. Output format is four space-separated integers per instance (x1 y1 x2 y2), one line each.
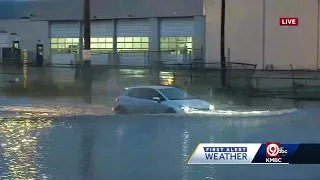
12 41 21 65
36 43 43 67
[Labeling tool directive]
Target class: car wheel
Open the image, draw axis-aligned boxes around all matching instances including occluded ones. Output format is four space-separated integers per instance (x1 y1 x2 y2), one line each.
165 108 176 114
115 106 128 114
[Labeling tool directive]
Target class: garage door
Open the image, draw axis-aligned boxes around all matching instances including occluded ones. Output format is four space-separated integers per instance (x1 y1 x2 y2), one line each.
160 18 194 65
50 22 80 65
87 21 114 65
116 19 150 66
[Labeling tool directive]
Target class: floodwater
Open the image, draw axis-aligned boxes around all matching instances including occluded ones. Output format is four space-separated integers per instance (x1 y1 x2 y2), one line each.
0 97 320 180
0 66 320 180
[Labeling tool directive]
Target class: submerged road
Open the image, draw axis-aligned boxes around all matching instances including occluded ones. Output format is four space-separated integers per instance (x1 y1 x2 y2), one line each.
0 66 320 179
0 98 319 180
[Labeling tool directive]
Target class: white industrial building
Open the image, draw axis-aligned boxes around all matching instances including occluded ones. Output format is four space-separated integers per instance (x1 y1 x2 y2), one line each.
0 0 319 70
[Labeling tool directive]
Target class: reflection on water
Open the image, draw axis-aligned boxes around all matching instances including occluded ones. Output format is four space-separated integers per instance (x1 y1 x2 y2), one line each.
23 64 28 88
181 131 190 180
0 116 53 179
0 107 319 179
204 135 216 180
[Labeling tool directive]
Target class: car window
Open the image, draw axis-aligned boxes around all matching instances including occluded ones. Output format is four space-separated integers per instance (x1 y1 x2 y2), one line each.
143 89 165 100
158 87 195 100
127 89 140 98
127 88 165 101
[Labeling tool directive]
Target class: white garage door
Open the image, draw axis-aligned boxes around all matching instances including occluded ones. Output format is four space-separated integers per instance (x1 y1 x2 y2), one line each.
50 22 80 65
160 18 194 65
88 21 114 65
116 19 150 66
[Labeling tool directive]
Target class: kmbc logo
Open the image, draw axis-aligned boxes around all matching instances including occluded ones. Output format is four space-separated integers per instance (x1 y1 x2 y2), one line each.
266 142 288 158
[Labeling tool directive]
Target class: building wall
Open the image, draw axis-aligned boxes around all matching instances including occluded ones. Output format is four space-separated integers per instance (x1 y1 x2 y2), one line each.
0 20 50 62
205 0 320 70
49 17 205 65
0 0 205 65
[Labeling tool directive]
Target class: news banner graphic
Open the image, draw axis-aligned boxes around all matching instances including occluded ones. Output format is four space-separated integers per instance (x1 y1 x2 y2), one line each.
188 143 320 164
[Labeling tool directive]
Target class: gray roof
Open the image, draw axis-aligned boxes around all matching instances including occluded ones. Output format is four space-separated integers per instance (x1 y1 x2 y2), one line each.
0 1 43 20
0 0 203 21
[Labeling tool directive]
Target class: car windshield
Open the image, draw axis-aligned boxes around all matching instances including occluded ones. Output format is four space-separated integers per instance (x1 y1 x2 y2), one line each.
159 87 195 100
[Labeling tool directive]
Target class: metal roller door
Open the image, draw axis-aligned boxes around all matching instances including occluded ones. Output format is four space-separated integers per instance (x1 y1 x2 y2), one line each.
160 18 194 64
88 21 114 65
50 22 80 64
116 19 150 66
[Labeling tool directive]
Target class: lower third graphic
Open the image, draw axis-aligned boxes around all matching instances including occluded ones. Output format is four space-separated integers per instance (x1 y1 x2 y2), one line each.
188 143 260 164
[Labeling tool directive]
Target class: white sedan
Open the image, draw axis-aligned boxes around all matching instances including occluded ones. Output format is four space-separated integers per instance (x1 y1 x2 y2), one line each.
112 86 214 114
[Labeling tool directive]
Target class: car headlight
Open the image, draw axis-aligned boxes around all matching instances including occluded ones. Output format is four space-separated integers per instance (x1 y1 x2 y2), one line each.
209 105 215 110
180 106 190 112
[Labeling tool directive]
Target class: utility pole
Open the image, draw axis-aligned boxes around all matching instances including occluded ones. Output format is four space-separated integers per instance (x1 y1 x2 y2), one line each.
262 0 265 69
83 0 92 104
83 0 91 64
220 0 226 86
317 0 319 69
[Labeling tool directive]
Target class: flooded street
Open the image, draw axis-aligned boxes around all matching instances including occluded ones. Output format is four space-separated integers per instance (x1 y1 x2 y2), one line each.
0 99 319 180
0 66 320 180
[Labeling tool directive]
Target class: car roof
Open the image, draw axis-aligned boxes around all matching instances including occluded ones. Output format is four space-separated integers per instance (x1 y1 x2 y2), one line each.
125 85 174 90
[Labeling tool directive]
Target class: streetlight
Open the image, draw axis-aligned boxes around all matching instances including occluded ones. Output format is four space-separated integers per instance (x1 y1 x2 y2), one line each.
220 0 226 86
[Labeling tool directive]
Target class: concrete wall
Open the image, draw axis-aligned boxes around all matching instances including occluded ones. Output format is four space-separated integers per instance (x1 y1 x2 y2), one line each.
205 0 320 70
27 0 203 20
0 20 50 62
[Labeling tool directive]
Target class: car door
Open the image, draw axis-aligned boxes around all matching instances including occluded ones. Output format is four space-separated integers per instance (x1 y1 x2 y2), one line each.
120 88 155 113
138 88 168 114
125 88 167 114
121 88 146 113
130 88 157 113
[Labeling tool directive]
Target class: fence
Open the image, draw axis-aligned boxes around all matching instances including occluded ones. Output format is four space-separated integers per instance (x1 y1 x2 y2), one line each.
0 47 204 67
0 61 257 90
48 48 204 67
2 48 320 99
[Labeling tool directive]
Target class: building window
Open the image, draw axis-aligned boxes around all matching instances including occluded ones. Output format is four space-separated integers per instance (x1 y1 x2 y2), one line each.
51 38 79 54
50 37 113 54
117 37 149 52
90 37 113 54
160 37 193 55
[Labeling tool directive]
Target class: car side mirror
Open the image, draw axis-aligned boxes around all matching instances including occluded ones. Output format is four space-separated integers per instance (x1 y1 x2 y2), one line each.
152 97 161 103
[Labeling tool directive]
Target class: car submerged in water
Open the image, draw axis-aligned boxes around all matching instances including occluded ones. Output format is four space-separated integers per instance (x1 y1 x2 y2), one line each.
112 86 215 114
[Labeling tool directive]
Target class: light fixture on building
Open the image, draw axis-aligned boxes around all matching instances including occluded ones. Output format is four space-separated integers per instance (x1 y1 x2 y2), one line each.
20 16 30 20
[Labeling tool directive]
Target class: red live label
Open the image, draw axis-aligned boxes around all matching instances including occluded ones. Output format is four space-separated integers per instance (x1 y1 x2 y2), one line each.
280 17 298 26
